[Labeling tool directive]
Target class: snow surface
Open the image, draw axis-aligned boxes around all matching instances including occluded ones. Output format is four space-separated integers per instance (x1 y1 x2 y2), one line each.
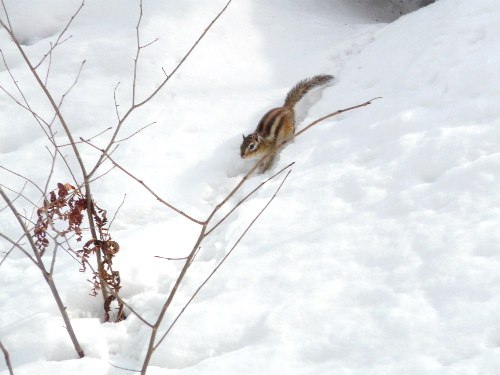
1 0 500 374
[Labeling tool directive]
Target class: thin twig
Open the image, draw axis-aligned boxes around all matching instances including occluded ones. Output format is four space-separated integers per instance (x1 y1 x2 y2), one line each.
83 139 204 225
0 48 80 187
108 194 127 232
0 0 13 30
58 127 113 147
205 162 294 236
33 0 86 69
115 121 157 143
0 340 14 375
88 165 116 184
49 240 60 275
132 0 144 106
0 181 27 212
113 82 121 121
0 182 39 208
0 49 52 139
0 165 44 195
109 362 140 373
0 232 37 265
57 60 86 108
154 255 189 261
44 41 54 85
295 97 382 137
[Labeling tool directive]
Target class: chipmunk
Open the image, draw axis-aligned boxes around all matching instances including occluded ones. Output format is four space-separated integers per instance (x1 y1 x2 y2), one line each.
240 74 334 172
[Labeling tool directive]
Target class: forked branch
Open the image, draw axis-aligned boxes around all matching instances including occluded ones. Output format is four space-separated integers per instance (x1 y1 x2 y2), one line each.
154 170 292 350
0 186 84 358
88 0 234 179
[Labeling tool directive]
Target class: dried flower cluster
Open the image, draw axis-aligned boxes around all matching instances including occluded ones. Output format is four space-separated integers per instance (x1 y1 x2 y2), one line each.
34 183 124 322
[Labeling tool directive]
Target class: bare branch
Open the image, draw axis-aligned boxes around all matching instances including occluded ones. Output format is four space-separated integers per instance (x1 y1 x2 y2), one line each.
0 340 14 375
295 97 382 137
0 49 80 188
0 3 113 303
83 139 204 225
141 37 159 49
42 144 59 198
0 181 27 212
0 10 90 182
205 162 294 236
140 224 206 374
0 241 16 267
154 255 189 261
115 121 157 143
108 194 127 232
0 186 85 358
109 362 140 373
135 0 233 109
43 41 54 85
0 232 36 266
132 0 144 106
113 82 121 121
58 126 113 147
88 165 116 184
87 0 234 179
0 167 44 196
57 59 86 108
154 170 292 350
33 0 86 69
0 0 13 31
0 49 53 138
49 240 60 275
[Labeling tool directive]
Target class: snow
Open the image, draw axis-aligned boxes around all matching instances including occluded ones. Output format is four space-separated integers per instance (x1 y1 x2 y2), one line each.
1 0 500 374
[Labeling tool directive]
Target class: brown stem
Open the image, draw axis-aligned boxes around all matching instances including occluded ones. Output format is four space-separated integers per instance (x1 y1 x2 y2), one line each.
0 340 14 375
0 187 84 358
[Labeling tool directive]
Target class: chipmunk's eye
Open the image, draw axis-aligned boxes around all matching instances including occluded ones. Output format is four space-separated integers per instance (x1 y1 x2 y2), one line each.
248 143 255 151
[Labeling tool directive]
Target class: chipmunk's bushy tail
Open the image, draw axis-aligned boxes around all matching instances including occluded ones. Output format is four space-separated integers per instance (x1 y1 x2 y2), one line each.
283 74 334 108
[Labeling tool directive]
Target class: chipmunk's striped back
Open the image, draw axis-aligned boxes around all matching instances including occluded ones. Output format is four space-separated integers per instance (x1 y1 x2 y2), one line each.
240 74 334 172
256 107 294 140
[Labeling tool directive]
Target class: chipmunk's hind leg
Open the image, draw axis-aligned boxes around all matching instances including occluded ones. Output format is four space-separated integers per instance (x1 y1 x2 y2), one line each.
258 152 276 173
275 109 296 146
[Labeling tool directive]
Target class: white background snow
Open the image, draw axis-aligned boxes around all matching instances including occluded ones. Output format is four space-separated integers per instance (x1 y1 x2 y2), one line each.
1 0 500 374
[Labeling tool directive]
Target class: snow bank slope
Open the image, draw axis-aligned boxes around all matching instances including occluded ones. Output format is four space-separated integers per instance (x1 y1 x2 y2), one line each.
1 0 500 374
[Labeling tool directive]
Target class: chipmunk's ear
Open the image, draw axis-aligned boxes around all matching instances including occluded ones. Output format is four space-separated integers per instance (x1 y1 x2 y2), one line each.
242 134 245 140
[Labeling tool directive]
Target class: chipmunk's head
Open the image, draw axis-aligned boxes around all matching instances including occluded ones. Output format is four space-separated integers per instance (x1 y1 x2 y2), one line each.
240 133 263 159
